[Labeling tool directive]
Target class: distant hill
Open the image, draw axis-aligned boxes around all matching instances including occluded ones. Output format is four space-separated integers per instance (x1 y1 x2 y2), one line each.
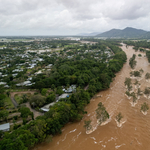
77 32 101 36
96 27 148 38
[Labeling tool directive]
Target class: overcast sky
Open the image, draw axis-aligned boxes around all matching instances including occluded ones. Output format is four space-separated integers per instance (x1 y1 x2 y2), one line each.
0 0 150 36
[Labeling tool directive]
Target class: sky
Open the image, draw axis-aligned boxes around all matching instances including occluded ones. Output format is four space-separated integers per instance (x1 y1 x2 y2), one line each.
0 0 150 36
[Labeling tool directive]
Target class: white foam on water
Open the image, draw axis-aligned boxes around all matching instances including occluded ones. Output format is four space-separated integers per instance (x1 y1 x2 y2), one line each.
100 117 112 126
118 99 123 104
125 94 131 99
69 129 77 133
141 110 147 115
91 137 96 140
135 138 142 145
115 143 125 149
108 137 118 142
130 101 137 107
72 132 82 142
102 144 106 148
61 129 77 142
115 119 127 127
62 133 68 142
87 113 91 116
86 124 98 134
106 97 110 101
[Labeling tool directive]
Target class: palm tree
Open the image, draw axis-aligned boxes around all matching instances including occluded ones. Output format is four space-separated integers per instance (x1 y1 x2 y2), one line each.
115 112 123 123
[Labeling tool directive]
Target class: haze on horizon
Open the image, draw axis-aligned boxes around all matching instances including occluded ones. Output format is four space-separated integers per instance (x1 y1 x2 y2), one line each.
0 0 150 36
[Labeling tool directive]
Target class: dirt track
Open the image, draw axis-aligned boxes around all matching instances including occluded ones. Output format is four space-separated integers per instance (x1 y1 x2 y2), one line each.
10 90 43 119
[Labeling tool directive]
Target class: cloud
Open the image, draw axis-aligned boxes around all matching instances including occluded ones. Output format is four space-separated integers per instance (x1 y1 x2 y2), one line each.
0 0 150 35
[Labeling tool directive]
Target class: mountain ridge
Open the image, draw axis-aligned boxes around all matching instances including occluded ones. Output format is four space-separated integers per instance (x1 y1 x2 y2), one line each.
96 27 149 38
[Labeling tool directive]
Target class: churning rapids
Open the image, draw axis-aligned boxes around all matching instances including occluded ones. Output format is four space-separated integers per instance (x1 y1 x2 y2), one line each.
33 44 150 150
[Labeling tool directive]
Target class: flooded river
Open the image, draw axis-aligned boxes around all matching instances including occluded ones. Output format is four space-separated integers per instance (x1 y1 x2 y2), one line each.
33 44 150 150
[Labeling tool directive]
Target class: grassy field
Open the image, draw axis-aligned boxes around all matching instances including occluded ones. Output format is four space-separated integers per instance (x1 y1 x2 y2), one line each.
4 97 14 109
14 93 32 104
14 94 22 104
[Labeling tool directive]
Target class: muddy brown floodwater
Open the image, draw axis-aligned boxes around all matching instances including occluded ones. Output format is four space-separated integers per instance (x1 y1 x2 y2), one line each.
33 44 150 150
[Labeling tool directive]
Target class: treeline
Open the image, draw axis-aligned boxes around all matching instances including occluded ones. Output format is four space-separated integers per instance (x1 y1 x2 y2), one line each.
124 40 150 49
146 51 150 63
0 43 127 150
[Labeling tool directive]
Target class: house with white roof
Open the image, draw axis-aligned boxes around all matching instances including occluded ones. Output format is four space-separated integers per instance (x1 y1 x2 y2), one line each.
0 123 10 132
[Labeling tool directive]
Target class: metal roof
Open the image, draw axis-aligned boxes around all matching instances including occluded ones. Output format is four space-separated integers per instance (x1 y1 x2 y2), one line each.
0 123 10 131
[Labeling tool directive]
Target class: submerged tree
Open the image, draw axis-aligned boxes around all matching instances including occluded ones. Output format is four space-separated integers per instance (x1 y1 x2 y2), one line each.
124 77 132 91
141 102 149 113
144 87 150 98
137 88 142 98
129 54 137 69
139 68 144 74
115 112 123 123
145 73 150 80
84 120 92 131
133 71 141 77
130 71 141 77
125 91 131 97
96 102 109 125
131 92 137 103
134 79 140 88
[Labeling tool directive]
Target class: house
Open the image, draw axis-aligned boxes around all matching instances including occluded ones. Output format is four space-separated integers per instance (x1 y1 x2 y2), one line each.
16 81 33 86
40 102 56 112
34 70 43 75
0 82 7 85
63 85 76 93
56 93 69 102
0 123 10 132
45 64 53 69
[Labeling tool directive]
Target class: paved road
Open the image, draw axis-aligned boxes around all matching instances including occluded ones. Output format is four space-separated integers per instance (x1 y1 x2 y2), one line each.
10 96 18 108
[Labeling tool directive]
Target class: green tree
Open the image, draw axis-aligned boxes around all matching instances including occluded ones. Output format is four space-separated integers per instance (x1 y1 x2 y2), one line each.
46 93 56 103
96 102 109 125
21 94 28 103
83 120 92 131
0 94 6 108
139 68 144 74
0 110 9 121
144 87 150 98
145 73 150 80
129 54 137 69
41 88 47 96
137 88 142 97
115 112 123 123
131 92 137 103
141 102 149 113
19 107 31 118
51 84 55 91
124 78 132 91
30 94 46 108
125 91 131 97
